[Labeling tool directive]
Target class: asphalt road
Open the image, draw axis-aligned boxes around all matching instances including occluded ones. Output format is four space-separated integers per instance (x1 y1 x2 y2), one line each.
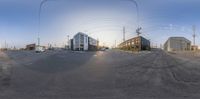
0 49 200 99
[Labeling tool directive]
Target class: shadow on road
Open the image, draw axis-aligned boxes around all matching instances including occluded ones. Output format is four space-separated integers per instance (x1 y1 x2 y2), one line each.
23 51 96 73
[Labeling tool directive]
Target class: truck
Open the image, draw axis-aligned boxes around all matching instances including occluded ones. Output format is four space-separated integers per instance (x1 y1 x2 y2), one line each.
35 46 45 53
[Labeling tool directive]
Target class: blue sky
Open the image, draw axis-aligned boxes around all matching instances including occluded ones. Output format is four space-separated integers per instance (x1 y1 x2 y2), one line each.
0 0 200 48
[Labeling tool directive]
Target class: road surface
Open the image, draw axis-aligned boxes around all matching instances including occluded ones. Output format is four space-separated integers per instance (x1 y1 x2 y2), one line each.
0 49 200 99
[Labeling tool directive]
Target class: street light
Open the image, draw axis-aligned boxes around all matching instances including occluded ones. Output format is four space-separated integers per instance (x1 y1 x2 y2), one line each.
125 0 141 36
38 0 55 47
67 35 70 49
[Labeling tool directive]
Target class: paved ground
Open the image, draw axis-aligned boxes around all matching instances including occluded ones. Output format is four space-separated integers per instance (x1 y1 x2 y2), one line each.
0 49 200 99
169 51 200 63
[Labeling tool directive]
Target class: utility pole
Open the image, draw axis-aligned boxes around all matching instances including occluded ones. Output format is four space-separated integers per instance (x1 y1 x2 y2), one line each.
123 27 126 42
115 40 117 48
97 38 99 50
67 35 70 49
192 25 196 46
128 0 142 37
37 0 50 48
5 41 7 49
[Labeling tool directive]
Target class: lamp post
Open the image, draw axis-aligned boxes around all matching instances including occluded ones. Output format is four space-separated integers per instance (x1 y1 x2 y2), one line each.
67 35 70 49
38 0 55 47
127 0 141 36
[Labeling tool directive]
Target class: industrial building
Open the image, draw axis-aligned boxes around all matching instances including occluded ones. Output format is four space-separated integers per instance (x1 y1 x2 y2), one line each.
118 36 150 51
164 37 191 51
71 32 99 51
26 44 36 50
191 45 198 51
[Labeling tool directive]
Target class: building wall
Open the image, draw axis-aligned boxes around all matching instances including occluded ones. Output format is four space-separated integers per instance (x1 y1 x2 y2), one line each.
119 36 150 51
73 32 88 51
88 37 98 51
26 44 36 50
140 37 151 50
70 39 74 50
89 37 97 46
164 40 168 51
164 37 191 51
72 32 98 51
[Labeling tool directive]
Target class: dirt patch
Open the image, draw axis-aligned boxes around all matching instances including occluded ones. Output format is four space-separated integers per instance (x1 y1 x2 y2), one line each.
0 52 13 89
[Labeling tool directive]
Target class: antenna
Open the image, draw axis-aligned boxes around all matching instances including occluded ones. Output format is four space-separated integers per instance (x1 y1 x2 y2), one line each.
136 27 142 36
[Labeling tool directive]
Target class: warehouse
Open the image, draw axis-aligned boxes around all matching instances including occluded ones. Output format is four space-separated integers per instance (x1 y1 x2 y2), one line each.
72 32 99 51
119 36 150 51
164 37 191 51
26 44 36 50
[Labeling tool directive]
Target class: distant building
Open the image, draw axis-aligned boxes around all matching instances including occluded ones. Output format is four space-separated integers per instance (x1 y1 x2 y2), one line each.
118 36 150 51
71 32 99 51
26 44 36 50
164 37 191 51
191 45 198 51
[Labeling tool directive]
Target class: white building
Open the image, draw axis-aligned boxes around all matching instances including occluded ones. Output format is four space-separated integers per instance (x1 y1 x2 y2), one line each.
164 37 191 51
72 32 98 51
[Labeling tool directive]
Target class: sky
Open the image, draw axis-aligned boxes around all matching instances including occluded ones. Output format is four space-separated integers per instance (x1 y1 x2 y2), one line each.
0 0 200 48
